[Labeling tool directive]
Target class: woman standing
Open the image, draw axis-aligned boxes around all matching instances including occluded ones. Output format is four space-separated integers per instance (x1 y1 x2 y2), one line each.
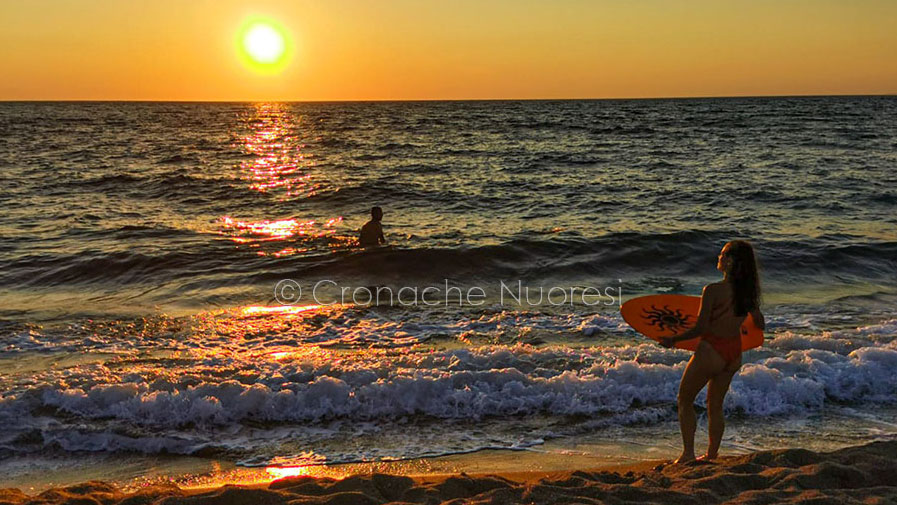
661 240 764 463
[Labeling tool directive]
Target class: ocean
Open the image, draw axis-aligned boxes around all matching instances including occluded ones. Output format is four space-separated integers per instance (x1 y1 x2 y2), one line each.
1 97 896 490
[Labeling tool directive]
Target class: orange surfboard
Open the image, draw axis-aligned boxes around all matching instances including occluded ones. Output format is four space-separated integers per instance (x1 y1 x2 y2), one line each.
620 294 763 351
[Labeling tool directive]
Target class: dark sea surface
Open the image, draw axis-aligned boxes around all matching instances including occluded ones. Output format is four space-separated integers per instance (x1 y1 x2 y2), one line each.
1 97 896 488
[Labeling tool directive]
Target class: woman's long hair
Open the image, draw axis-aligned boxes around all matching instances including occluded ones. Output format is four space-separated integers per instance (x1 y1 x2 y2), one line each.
724 240 761 316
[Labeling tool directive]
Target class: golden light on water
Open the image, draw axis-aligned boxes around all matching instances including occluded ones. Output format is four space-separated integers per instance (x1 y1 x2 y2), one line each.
237 18 291 74
191 304 335 348
266 452 328 478
213 103 355 258
265 465 313 480
219 216 346 257
239 103 314 197
241 304 323 316
220 217 305 241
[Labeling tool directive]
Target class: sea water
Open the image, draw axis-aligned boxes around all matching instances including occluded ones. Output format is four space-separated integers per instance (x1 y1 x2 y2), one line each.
1 97 896 489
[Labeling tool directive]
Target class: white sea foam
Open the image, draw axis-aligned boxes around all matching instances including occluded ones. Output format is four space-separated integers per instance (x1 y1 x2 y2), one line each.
2 307 896 463
4 342 897 428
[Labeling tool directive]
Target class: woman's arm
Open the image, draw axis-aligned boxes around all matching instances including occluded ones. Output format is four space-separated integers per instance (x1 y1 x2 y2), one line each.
660 285 714 348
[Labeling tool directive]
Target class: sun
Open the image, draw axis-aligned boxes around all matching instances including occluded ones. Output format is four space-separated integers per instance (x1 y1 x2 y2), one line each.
237 17 291 73
244 23 284 64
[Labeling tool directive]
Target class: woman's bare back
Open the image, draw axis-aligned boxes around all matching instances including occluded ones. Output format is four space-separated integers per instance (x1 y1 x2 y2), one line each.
703 281 763 338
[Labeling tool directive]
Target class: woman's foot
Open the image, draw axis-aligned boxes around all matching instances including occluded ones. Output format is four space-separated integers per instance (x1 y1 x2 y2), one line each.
674 452 696 464
697 452 718 462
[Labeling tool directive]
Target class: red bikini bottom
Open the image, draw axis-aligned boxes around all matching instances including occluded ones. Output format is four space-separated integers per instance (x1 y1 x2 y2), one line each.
702 335 742 365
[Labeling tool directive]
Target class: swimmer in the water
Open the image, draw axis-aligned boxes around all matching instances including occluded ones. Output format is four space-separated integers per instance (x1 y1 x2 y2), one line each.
358 206 386 248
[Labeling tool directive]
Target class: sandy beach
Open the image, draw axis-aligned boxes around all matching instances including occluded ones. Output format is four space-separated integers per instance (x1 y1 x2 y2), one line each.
4 440 895 505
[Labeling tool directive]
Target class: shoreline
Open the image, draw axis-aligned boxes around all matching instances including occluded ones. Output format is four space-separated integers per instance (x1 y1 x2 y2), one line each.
0 438 678 495
4 440 896 504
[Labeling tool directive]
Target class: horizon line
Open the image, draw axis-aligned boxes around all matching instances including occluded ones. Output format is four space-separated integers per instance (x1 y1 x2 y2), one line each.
2 92 896 104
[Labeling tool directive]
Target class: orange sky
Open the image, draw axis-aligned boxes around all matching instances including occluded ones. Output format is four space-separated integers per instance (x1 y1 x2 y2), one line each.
1 0 895 101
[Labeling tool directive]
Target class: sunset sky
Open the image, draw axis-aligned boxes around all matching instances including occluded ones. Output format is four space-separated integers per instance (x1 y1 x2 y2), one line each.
1 0 895 101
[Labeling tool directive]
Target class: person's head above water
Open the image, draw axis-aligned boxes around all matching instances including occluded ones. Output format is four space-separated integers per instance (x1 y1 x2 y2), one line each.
717 240 761 316
370 206 383 222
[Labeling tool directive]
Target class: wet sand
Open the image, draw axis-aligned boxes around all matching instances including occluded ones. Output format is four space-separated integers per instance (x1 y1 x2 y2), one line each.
3 440 896 504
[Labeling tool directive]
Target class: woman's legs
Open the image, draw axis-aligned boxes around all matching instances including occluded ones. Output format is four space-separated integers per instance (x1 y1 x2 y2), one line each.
675 342 725 463
703 360 740 460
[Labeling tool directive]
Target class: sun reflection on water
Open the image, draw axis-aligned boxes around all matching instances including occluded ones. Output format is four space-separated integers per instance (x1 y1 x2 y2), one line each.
265 452 328 479
220 215 342 239
220 216 316 241
161 460 351 491
241 304 324 316
239 103 318 199
222 104 353 257
265 465 313 480
190 303 339 343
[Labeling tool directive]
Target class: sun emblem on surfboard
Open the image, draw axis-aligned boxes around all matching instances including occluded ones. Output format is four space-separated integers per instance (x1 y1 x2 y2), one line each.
640 305 692 334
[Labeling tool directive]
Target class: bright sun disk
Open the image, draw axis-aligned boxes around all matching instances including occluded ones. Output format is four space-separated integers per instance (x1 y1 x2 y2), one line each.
242 22 286 65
